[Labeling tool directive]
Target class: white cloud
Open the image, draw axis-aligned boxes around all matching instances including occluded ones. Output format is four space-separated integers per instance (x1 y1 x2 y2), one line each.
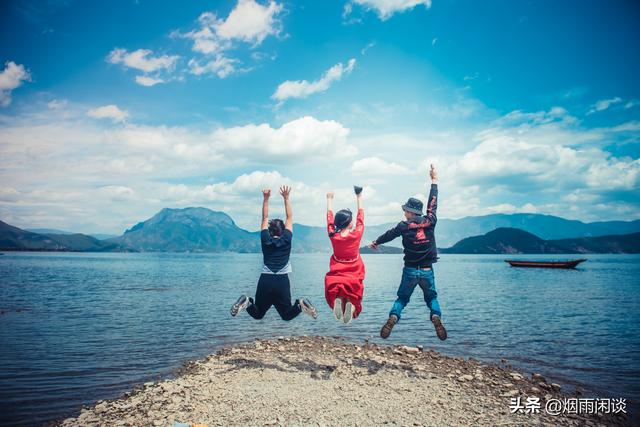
170 1 283 79
107 48 179 73
87 105 129 123
215 0 283 44
107 48 179 86
272 59 356 101
624 99 639 109
101 185 135 201
587 97 622 115
188 56 237 78
351 156 411 176
210 116 355 159
350 0 431 20
47 99 68 110
0 61 31 107
135 75 165 87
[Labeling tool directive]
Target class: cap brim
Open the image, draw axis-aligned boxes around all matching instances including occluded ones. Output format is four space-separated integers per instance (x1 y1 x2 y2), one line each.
402 205 423 215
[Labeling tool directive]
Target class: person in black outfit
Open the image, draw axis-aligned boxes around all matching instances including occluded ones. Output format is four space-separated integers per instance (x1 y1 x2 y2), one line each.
369 164 447 341
230 186 317 321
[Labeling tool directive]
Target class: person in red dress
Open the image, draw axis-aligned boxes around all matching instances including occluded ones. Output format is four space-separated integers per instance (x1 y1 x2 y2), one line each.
325 186 365 324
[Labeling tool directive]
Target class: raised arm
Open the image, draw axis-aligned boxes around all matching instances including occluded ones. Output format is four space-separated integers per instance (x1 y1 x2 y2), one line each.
280 185 293 232
426 164 438 225
261 189 271 230
326 192 334 235
355 186 364 234
355 185 363 211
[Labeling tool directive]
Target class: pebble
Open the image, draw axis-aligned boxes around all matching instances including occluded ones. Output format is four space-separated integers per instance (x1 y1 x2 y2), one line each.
532 373 546 382
551 383 562 391
458 374 474 382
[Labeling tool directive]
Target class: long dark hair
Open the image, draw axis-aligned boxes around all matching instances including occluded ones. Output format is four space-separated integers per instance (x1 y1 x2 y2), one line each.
329 209 352 237
268 219 285 237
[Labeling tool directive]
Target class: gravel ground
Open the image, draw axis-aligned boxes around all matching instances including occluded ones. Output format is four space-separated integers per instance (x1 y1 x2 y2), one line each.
56 336 630 427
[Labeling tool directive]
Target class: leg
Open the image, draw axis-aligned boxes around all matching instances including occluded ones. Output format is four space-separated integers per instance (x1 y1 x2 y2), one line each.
389 267 419 321
418 269 446 340
246 274 272 320
272 275 302 321
417 269 442 319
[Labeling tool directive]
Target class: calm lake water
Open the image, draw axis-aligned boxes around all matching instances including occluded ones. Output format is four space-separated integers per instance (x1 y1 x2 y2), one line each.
0 252 639 426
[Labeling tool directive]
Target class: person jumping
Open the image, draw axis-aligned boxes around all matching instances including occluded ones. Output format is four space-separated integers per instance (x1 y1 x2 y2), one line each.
369 165 447 341
325 186 365 324
230 186 317 321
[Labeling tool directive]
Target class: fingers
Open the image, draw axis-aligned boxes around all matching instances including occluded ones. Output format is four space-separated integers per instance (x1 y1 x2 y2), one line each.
279 185 292 197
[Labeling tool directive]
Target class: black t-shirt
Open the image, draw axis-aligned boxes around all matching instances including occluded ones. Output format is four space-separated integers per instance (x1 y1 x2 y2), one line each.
261 229 292 273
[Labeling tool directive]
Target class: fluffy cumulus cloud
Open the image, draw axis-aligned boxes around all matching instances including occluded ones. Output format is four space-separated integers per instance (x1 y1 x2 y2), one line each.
351 156 410 176
348 0 432 20
2 97 639 233
172 0 283 78
86 105 129 123
0 61 31 107
451 127 639 192
215 0 283 43
210 116 355 159
0 106 361 232
272 59 356 102
107 48 179 86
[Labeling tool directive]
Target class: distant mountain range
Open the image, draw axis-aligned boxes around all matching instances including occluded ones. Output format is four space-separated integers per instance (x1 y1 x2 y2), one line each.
2 208 639 254
434 214 640 248
440 227 640 254
1 220 120 252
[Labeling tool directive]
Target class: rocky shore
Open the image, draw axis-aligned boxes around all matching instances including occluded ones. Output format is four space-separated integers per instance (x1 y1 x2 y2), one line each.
56 336 630 426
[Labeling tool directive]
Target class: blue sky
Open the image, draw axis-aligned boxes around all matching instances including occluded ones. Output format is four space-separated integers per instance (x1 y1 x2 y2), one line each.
0 0 639 234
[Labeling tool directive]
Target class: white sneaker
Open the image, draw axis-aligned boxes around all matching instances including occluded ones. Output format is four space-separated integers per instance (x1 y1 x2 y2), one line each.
343 301 354 325
333 298 343 321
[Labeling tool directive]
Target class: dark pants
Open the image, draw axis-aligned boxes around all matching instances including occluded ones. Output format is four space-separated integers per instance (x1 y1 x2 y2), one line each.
247 273 302 321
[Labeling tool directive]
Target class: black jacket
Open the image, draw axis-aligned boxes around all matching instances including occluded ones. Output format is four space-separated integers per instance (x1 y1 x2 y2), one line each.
374 183 438 268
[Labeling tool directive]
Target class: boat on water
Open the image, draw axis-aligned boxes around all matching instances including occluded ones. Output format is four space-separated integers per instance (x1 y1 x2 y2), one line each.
505 259 587 269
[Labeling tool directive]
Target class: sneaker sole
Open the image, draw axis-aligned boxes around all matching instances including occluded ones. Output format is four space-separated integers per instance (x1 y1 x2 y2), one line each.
380 316 397 339
333 299 343 321
432 316 447 341
301 299 318 320
230 296 249 317
343 302 354 324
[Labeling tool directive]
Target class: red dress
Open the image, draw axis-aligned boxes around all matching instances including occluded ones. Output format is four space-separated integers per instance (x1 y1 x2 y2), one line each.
325 209 365 318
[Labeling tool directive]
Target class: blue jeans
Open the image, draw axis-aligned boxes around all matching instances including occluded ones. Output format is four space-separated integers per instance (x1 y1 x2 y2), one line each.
389 267 442 321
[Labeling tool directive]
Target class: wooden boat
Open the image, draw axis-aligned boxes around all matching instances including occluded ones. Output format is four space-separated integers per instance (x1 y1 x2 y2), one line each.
505 259 587 269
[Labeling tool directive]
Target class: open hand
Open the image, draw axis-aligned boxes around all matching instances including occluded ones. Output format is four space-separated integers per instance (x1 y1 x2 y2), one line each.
262 189 271 198
279 185 291 199
326 192 334 199
430 164 438 181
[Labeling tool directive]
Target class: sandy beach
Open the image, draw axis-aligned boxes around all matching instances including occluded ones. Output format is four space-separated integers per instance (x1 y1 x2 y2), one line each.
53 336 630 426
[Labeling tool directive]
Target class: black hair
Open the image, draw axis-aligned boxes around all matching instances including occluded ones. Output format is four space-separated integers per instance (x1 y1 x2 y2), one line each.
329 209 353 237
268 219 285 237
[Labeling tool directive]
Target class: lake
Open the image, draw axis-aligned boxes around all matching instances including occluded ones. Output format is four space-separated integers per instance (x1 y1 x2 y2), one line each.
0 252 639 426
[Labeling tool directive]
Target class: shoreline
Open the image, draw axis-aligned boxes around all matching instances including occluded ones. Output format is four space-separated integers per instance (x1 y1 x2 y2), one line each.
55 336 630 427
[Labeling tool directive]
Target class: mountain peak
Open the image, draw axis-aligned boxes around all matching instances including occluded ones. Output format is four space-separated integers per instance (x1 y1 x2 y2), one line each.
126 207 235 234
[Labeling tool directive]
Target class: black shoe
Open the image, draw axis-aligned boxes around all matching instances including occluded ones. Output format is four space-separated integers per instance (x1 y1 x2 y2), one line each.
432 315 447 341
380 315 398 339
299 298 318 319
230 295 250 317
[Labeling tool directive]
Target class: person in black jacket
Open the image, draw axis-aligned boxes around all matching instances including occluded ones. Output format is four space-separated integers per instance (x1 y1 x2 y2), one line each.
369 164 447 341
